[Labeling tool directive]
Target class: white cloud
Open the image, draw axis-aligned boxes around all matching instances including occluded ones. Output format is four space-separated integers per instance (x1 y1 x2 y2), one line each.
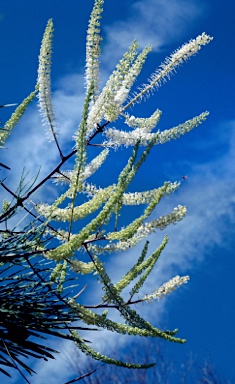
1 0 233 379
1 73 85 205
2 80 234 383
1 50 234 378
102 0 205 70
21 119 235 383
123 119 235 279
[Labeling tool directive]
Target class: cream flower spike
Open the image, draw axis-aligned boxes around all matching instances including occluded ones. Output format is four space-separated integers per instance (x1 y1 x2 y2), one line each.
37 19 59 142
143 276 190 302
85 0 104 98
124 33 213 109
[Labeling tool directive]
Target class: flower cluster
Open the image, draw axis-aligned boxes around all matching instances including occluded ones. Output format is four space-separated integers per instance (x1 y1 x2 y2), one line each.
143 275 190 302
86 41 152 137
85 0 104 97
124 109 162 130
0 0 213 371
89 205 186 254
53 149 109 184
103 112 209 148
37 19 58 141
124 33 213 109
0 90 37 147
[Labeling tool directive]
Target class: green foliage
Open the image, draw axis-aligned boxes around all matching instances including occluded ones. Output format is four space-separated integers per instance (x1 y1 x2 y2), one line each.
0 89 37 148
0 223 85 377
0 0 212 380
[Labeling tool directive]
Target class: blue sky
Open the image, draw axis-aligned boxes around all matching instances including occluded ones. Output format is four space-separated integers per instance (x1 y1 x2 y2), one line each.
0 0 235 383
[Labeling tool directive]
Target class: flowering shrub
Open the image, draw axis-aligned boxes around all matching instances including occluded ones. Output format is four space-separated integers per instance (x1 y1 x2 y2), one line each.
0 0 212 379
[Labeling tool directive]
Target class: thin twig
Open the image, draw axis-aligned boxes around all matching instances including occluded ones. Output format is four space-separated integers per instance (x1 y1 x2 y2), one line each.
1 338 31 384
0 120 109 223
86 121 110 145
45 103 64 159
0 148 77 222
64 364 104 384
25 257 97 332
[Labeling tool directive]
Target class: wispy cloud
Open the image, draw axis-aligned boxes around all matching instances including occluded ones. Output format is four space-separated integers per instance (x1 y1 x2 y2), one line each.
1 73 85 205
102 0 205 70
128 119 235 281
1 1 232 380
13 116 235 383
1 36 233 383
2 47 234 378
